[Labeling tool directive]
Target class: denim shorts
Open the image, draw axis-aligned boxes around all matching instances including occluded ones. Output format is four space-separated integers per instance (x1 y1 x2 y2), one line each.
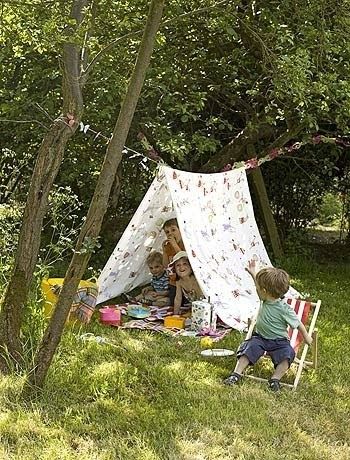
237 333 296 368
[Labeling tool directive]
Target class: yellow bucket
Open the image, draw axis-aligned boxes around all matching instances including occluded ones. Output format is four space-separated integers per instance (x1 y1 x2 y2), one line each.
41 278 97 320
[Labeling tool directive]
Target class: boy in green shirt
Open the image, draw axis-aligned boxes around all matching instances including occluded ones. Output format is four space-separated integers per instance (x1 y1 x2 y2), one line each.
224 260 313 391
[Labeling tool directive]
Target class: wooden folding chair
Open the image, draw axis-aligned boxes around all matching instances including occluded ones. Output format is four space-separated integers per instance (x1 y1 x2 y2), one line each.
245 298 321 390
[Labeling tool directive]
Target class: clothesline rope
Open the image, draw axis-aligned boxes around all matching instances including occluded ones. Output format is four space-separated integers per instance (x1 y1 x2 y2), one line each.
78 121 349 172
78 122 162 169
223 135 350 172
139 132 349 171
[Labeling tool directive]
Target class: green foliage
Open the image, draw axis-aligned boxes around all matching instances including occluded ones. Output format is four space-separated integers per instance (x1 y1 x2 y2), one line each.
1 0 350 267
318 193 343 226
0 203 23 292
282 228 313 261
19 281 47 371
78 236 101 255
39 186 83 275
136 0 350 171
0 148 32 204
0 185 83 293
262 144 349 235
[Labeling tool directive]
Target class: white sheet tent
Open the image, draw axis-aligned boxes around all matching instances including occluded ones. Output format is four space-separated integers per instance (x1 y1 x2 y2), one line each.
97 165 293 331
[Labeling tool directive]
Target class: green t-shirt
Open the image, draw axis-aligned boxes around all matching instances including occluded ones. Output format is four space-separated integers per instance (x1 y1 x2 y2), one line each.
255 299 301 339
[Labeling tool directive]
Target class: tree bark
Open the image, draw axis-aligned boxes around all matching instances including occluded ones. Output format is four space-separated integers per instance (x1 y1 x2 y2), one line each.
0 0 89 373
28 0 165 389
0 122 74 366
246 144 284 260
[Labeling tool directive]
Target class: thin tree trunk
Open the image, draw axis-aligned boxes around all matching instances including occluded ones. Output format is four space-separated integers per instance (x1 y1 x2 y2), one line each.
0 123 73 367
29 0 165 389
246 144 283 260
100 163 123 246
0 0 88 373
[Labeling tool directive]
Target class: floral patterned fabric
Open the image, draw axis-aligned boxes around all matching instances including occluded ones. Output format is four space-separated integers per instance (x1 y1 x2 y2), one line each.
97 166 295 331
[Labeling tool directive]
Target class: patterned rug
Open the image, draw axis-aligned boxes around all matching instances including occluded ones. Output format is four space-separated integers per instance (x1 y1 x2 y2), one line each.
102 304 232 342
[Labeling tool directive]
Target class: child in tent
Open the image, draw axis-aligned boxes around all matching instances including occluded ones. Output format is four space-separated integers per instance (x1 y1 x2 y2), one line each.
162 218 185 306
224 260 313 392
135 251 170 307
170 251 203 315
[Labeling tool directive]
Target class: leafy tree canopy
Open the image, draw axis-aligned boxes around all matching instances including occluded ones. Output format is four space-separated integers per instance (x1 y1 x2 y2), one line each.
1 0 349 251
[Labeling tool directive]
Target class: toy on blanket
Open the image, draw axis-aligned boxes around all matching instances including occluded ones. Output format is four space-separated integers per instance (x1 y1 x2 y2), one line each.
200 349 235 357
127 304 151 319
200 337 214 348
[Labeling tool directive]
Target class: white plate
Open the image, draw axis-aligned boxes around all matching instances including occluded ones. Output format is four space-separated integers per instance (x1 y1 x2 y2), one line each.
200 348 235 357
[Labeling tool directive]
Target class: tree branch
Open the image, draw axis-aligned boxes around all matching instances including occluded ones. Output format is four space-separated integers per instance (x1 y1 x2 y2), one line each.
0 119 48 129
260 124 305 155
201 119 305 173
82 0 230 79
200 122 275 172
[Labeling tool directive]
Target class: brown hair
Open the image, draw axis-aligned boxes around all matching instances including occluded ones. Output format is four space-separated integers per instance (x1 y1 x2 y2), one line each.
163 218 178 229
256 267 290 299
146 251 163 266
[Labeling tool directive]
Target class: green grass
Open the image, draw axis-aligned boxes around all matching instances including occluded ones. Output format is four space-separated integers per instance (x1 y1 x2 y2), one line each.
0 256 349 459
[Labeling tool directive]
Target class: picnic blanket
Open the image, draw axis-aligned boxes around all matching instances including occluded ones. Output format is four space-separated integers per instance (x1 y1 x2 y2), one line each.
104 304 232 341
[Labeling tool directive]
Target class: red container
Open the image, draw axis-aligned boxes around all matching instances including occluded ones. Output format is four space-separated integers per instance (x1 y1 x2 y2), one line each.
99 306 121 326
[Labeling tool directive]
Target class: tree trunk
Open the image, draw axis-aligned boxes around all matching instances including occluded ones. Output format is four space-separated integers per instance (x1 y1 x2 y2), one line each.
246 144 283 260
0 122 74 369
100 162 123 248
0 0 88 373
29 0 165 389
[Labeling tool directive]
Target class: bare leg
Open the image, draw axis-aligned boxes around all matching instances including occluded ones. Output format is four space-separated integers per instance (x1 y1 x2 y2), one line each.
271 359 289 380
223 355 250 385
234 355 250 375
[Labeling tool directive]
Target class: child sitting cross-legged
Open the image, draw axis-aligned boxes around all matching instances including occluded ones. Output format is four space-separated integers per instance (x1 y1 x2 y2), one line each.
170 251 203 315
135 251 170 307
224 260 313 392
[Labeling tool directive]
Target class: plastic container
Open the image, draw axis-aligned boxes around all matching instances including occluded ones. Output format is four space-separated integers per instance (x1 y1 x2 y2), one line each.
164 315 186 329
41 277 97 319
99 306 121 326
191 300 217 332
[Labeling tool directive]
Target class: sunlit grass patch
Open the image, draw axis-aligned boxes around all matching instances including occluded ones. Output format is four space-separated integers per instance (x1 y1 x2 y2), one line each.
0 256 349 459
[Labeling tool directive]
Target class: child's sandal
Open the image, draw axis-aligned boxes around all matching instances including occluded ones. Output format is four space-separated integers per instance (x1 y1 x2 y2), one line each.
268 378 281 392
223 372 242 386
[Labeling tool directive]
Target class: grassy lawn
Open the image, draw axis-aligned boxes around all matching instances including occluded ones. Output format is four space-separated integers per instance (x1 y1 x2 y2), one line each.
0 255 349 460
